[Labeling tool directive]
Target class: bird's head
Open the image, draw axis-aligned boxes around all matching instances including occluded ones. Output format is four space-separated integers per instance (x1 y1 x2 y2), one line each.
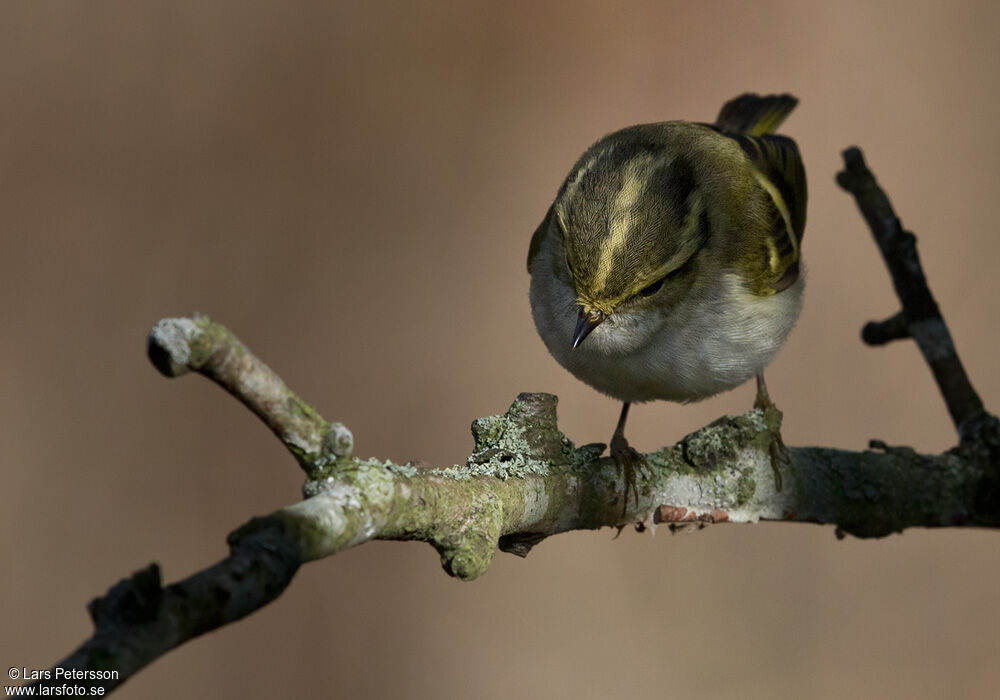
553 127 717 349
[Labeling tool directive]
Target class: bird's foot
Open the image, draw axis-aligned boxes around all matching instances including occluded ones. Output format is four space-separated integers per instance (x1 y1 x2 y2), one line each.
753 381 773 413
753 373 788 492
766 430 789 492
610 432 650 517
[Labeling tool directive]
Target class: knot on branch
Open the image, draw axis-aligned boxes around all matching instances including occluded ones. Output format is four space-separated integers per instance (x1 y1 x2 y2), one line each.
88 564 163 629
435 493 504 581
322 422 354 459
469 392 572 466
147 317 205 377
679 410 776 472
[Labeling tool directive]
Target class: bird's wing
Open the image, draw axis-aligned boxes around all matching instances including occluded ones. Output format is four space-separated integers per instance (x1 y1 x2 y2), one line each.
527 204 555 273
735 133 807 294
712 93 807 294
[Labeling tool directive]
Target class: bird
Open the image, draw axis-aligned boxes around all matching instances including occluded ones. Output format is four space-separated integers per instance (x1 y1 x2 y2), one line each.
527 93 806 513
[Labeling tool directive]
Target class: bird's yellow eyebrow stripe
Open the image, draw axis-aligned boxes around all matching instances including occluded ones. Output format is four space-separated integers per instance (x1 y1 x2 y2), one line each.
576 192 707 315
592 153 656 292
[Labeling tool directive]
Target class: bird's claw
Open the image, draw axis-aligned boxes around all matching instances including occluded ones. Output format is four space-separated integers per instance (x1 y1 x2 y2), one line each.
610 433 650 516
753 374 788 491
768 431 790 492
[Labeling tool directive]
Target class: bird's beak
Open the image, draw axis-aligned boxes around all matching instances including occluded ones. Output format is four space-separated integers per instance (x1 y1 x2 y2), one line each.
572 308 605 349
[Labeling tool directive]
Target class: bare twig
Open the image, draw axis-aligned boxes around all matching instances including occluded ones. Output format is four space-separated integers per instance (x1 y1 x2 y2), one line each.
861 310 909 345
836 147 994 443
49 526 300 695
147 314 350 473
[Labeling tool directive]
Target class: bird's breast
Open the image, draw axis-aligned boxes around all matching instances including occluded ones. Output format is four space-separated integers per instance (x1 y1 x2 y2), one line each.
530 269 803 403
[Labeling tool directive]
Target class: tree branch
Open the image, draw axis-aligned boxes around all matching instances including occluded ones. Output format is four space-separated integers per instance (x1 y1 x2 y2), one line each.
836 147 995 443
29 148 1000 696
48 527 300 695
147 314 351 473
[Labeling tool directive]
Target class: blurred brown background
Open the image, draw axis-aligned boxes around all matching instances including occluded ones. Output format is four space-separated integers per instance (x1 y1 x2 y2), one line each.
2 1 999 698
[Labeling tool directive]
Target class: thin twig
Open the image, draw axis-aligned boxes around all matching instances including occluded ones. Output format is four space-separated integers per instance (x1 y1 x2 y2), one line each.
836 147 991 442
861 310 909 345
46 526 301 695
147 314 351 473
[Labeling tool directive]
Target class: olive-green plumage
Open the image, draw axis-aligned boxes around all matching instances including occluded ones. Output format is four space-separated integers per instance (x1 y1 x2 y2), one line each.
527 94 807 507
529 93 806 314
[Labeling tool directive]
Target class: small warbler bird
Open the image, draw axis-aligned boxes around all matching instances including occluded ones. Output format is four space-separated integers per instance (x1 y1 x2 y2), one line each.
528 93 806 508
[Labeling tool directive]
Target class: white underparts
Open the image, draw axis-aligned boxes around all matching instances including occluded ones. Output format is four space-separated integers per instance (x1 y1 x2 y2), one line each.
530 267 803 403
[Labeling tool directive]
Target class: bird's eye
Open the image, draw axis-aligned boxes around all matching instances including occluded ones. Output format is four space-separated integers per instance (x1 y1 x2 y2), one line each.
638 278 664 297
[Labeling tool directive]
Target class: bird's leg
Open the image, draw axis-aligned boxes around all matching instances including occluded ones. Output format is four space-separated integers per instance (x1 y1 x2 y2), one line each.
609 402 650 517
753 372 772 411
754 372 788 491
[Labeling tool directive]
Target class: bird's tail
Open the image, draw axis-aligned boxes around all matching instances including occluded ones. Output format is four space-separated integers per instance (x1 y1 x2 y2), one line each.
715 93 798 136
